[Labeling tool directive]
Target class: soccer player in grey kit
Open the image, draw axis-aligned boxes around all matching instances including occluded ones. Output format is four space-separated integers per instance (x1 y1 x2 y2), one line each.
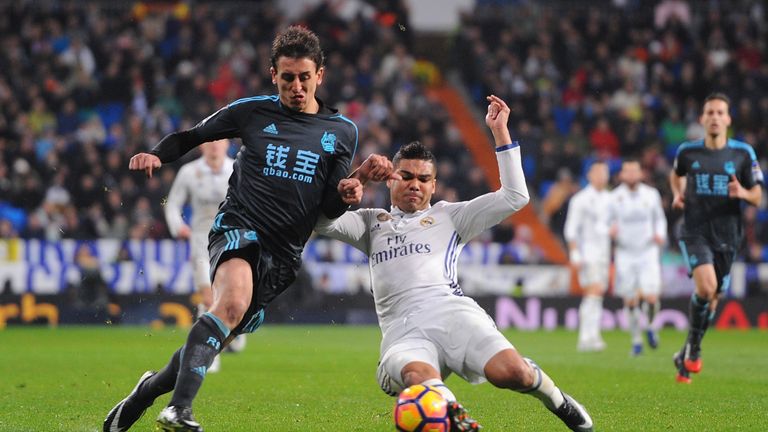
670 93 763 383
103 26 395 431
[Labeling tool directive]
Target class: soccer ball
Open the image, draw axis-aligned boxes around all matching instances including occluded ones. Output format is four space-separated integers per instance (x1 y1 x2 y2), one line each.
393 384 450 432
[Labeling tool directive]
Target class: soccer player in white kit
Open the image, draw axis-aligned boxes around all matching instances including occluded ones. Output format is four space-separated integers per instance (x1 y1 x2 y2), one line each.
564 161 611 352
608 159 667 355
318 95 593 431
164 139 243 372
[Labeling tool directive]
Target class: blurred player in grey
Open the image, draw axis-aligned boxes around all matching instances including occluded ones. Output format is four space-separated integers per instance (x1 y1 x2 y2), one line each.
164 139 244 374
670 93 762 383
564 161 611 352
608 159 667 356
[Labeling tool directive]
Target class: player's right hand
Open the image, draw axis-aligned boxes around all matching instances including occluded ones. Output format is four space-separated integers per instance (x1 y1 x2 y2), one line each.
129 153 162 178
338 177 363 205
672 194 685 210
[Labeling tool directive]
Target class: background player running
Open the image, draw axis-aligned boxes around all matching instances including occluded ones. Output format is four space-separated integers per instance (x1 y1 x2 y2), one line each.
608 159 667 356
669 92 763 383
564 161 612 352
317 95 593 432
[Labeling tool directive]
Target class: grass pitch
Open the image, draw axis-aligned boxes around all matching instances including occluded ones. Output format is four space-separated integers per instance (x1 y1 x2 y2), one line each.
0 325 766 431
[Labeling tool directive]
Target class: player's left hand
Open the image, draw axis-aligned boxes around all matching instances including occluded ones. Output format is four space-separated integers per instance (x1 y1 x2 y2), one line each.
728 175 745 199
338 177 363 205
485 95 510 130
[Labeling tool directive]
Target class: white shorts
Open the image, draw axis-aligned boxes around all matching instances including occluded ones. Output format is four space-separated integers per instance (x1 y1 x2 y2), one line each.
614 258 661 299
376 297 514 395
578 260 609 289
191 233 211 289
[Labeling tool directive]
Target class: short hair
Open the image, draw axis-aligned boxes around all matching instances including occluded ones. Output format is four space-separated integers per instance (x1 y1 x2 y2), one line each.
393 141 437 174
703 92 731 110
271 25 324 70
621 157 641 166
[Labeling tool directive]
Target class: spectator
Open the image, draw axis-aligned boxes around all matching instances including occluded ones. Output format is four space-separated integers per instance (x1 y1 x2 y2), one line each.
589 117 620 159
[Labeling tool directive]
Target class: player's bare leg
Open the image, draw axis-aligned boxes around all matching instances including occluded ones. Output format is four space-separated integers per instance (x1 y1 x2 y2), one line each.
157 258 252 431
577 283 605 352
485 349 593 431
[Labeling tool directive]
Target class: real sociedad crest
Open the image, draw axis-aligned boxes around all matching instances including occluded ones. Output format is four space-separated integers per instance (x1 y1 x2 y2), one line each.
321 131 336 153
724 161 736 175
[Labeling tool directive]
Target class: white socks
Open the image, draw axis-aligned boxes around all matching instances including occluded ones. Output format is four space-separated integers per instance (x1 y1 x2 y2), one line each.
422 378 456 402
579 295 603 343
522 358 565 410
625 306 643 344
421 362 567 415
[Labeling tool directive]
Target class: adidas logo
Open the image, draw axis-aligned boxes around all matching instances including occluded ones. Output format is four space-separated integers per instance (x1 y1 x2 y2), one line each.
263 123 279 135
191 366 207 377
692 161 701 169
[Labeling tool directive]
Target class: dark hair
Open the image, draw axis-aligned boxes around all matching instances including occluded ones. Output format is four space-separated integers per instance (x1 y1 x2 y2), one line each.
393 141 437 173
703 92 731 109
271 25 324 70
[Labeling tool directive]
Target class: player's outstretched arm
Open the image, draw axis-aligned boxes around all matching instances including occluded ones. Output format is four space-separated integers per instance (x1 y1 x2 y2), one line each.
441 95 529 241
133 104 241 177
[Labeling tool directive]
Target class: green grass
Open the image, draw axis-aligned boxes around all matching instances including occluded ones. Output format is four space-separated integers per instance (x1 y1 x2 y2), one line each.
1 326 766 431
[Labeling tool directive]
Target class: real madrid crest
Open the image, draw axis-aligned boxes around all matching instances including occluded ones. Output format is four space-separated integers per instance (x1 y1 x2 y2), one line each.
420 216 435 227
377 212 392 222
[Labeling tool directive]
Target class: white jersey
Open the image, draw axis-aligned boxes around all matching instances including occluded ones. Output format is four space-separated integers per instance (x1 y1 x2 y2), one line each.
165 156 234 259
564 184 612 263
315 147 529 347
609 183 667 262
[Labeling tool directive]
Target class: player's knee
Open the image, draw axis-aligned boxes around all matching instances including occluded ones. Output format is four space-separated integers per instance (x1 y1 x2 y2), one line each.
401 362 439 387
210 299 248 328
401 370 426 387
224 302 249 327
696 284 717 301
485 355 533 390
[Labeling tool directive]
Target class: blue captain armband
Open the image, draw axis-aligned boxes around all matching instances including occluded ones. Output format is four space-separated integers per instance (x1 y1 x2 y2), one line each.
495 141 520 152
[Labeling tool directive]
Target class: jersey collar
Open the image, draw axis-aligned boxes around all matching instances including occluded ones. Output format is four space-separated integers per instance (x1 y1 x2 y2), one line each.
390 205 432 218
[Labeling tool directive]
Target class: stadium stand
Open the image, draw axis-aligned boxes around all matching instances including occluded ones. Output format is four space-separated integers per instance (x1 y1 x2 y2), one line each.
1 0 766 266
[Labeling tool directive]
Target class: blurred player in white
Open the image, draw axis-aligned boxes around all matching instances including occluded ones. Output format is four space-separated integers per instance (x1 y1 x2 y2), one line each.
608 159 667 356
564 161 611 352
317 95 593 432
164 139 243 372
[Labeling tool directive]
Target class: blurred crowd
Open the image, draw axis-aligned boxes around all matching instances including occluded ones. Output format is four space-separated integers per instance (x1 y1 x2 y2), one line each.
458 0 768 261
1 0 767 265
0 1 484 242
